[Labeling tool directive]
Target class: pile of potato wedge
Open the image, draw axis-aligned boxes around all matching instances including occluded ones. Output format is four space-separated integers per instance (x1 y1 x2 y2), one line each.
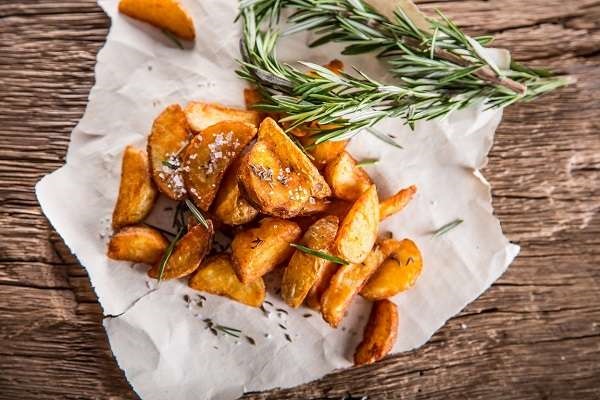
108 83 423 365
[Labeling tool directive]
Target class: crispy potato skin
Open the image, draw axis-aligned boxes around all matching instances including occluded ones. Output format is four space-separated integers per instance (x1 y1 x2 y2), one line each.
325 152 373 201
119 0 196 40
335 184 379 264
212 157 259 226
239 141 311 218
189 254 265 307
112 146 158 230
361 239 423 300
305 261 339 310
231 218 302 283
354 299 398 365
184 102 260 133
108 225 168 264
321 247 385 327
258 118 331 199
148 222 214 280
281 216 339 308
379 185 417 220
147 104 192 200
308 140 348 170
182 121 257 211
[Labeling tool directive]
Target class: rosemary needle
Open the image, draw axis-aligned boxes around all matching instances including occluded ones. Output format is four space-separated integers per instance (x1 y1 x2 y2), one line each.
290 243 349 265
433 218 463 237
157 227 184 282
184 199 210 230
356 158 380 167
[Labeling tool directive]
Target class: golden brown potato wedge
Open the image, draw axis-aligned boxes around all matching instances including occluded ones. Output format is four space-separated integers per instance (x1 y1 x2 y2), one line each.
334 184 379 264
119 0 196 40
305 261 339 310
243 88 263 110
239 141 311 218
231 218 302 283
379 185 417 220
182 121 257 211
212 157 259 226
189 254 265 307
307 139 348 170
325 152 372 201
321 246 385 327
108 225 168 264
281 216 339 308
361 239 423 301
112 146 158 229
297 198 331 216
258 118 331 199
147 104 192 200
184 102 261 133
354 299 398 365
148 222 214 280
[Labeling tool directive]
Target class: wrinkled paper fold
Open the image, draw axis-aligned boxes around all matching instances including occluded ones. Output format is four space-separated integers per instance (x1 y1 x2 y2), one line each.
36 1 519 399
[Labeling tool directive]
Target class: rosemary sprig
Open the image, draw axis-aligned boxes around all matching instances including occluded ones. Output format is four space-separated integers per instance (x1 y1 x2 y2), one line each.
184 199 210 230
237 0 570 144
433 218 463 237
157 227 185 282
290 243 349 265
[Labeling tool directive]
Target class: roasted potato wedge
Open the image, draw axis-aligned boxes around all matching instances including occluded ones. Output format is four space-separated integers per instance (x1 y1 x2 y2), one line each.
325 152 372 201
239 141 311 218
321 246 385 327
182 121 257 211
380 185 417 220
231 218 302 283
306 139 348 170
148 222 214 280
334 184 379 264
258 118 331 199
281 216 339 308
112 146 158 229
189 254 265 307
147 104 192 200
305 261 339 310
361 239 423 301
108 225 168 264
184 102 261 133
212 157 259 226
297 198 331 216
119 0 196 40
354 299 398 365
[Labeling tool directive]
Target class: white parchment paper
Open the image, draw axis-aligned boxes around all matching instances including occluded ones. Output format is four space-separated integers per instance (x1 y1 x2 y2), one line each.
36 1 519 399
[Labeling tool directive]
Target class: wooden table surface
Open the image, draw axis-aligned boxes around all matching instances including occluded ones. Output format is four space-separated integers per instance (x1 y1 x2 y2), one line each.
1 1 599 399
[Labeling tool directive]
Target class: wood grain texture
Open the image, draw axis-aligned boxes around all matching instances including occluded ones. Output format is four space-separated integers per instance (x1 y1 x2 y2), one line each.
0 1 599 399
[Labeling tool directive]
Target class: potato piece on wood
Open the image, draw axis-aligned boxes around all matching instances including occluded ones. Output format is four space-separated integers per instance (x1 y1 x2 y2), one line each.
147 104 192 200
361 239 423 300
189 254 265 307
119 0 196 40
321 246 385 327
325 152 372 201
334 184 379 264
184 102 261 133
379 185 417 220
258 118 331 199
182 121 257 211
231 218 302 283
148 222 214 280
354 299 398 365
281 216 339 308
212 157 259 226
112 146 158 229
239 141 311 218
108 225 168 264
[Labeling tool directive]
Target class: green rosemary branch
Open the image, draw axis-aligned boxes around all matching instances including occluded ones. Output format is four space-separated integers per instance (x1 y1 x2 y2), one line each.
290 243 349 265
157 226 185 282
237 0 571 143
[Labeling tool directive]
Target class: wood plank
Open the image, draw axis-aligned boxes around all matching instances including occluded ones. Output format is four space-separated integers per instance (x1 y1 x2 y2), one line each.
0 0 599 399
